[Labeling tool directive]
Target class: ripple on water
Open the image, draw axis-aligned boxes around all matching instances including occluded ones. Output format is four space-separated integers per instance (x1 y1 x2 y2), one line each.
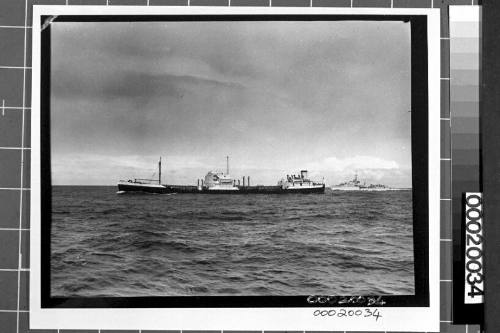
51 187 415 296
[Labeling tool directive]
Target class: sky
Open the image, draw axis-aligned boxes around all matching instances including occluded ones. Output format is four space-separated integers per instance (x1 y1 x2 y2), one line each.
50 20 412 187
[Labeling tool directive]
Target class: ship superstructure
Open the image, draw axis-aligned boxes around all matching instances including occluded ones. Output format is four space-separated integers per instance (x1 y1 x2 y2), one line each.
331 173 363 191
330 173 392 191
277 170 325 192
203 156 239 191
360 183 390 191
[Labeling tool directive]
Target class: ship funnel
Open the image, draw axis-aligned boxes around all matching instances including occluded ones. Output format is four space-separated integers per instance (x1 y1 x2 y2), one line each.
301 170 308 179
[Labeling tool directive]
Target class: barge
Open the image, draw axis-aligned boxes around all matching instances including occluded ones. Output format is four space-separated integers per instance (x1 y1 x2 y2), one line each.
117 157 325 194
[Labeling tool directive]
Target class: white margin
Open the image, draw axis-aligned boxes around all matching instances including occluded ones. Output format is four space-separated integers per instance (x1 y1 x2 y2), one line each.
30 6 441 332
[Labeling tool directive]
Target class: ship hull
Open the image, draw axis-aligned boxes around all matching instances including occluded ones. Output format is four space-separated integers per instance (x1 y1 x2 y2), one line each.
117 183 325 194
330 186 360 191
117 183 172 194
117 183 199 194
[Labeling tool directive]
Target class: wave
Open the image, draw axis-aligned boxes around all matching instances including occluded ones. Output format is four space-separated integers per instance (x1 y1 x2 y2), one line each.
51 188 415 297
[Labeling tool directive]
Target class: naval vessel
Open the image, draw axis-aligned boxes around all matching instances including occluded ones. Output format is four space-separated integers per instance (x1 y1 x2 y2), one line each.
330 173 392 191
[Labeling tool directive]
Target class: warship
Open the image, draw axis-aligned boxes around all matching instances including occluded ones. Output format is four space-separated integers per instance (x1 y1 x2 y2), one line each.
330 173 363 191
330 173 391 191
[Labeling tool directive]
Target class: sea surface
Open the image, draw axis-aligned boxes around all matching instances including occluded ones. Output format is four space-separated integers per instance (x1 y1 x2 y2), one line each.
51 186 415 297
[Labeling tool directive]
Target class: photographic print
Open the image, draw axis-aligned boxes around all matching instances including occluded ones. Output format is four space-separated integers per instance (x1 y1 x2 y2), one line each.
49 18 414 298
30 6 441 332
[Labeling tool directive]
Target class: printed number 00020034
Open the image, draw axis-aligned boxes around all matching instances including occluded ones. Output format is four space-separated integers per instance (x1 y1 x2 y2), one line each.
313 308 382 321
465 193 484 300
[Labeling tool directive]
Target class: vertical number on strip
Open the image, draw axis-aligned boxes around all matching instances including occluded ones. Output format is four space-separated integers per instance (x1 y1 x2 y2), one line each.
464 192 484 304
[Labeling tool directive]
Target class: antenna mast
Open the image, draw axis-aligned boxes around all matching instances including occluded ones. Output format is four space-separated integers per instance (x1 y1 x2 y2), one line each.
226 155 229 175
159 157 162 185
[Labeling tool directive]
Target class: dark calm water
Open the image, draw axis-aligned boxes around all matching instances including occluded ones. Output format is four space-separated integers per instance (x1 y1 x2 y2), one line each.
51 186 414 297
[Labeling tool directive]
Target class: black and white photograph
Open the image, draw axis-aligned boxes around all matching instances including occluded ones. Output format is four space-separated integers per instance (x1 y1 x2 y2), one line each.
47 17 417 299
30 6 441 331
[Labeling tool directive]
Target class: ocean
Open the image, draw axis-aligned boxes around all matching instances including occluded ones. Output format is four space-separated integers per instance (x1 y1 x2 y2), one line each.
51 186 415 297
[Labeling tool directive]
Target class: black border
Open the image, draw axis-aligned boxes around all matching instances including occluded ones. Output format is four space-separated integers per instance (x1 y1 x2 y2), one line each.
483 0 499 332
40 14 429 309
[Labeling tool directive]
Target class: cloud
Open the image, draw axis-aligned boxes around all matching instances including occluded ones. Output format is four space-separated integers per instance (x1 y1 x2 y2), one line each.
49 20 412 188
52 69 244 101
51 153 208 185
52 153 411 188
307 155 399 172
302 156 410 187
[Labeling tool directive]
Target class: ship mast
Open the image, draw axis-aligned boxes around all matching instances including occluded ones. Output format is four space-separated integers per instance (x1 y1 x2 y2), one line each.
226 155 229 175
158 157 161 185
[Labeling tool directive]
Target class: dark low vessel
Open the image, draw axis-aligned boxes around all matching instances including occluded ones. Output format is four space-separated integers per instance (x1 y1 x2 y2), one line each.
117 182 325 194
117 157 325 195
